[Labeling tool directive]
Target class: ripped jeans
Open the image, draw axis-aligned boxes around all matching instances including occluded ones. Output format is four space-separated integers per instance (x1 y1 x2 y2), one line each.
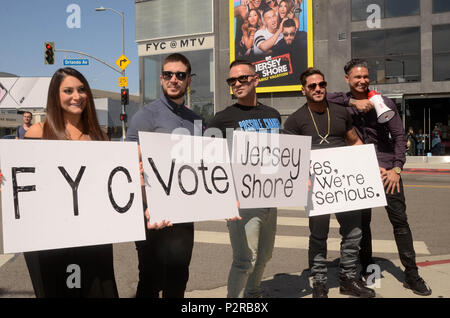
309 210 362 284
227 207 277 298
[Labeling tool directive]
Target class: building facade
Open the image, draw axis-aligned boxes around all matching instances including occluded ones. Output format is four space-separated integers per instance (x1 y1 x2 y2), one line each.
135 0 450 156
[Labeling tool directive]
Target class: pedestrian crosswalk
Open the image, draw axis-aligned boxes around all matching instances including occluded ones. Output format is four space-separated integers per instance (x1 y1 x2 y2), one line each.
194 215 431 255
0 254 14 268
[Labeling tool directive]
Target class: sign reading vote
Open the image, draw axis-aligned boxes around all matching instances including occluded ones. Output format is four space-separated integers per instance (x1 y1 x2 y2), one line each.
307 144 387 217
139 131 239 224
231 131 311 209
0 140 146 253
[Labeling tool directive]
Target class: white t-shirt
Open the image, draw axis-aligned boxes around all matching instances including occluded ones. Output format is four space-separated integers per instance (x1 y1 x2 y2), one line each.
253 28 283 56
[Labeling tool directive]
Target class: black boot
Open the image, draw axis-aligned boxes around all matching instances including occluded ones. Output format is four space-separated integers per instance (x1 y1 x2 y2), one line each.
312 282 328 298
340 277 375 298
404 275 432 296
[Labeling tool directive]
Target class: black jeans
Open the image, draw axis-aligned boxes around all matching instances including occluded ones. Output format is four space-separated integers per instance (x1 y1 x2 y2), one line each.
309 210 362 284
135 222 194 298
360 178 419 278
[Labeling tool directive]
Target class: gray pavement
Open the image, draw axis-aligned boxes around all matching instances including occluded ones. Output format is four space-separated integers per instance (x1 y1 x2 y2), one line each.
186 254 450 298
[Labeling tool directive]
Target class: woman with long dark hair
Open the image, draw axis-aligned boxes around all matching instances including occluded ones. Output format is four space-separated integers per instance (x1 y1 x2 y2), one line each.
278 0 299 29
23 67 117 297
239 9 263 56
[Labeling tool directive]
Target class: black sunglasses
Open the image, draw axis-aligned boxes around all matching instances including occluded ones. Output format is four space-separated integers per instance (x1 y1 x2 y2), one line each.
162 71 188 81
307 81 327 90
283 32 296 37
226 74 256 86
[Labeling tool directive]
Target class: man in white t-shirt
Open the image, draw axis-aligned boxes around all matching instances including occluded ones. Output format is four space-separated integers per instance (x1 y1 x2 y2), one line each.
253 8 285 56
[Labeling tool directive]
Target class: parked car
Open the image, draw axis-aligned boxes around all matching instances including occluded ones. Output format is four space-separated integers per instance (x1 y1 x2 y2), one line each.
1 134 15 139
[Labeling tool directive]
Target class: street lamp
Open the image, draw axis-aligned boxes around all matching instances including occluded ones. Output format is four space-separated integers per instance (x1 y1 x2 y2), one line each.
95 6 127 140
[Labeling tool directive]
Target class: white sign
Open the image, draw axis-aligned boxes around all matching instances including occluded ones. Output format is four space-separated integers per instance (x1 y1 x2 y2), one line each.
139 131 239 224
307 144 387 217
0 77 51 109
231 131 311 209
138 35 215 56
0 140 146 253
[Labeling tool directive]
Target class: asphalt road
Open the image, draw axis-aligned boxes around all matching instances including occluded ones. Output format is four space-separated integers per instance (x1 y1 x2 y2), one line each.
0 173 449 298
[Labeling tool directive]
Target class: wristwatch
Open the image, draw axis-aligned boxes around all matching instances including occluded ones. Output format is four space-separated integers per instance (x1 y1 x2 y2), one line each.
393 167 402 175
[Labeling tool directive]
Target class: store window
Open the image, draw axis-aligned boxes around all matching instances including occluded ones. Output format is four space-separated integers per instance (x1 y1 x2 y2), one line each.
351 0 419 21
143 50 215 122
433 0 450 13
351 27 421 84
433 24 450 81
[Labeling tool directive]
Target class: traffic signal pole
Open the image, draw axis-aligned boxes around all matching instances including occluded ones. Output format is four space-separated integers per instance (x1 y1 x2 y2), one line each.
54 49 123 75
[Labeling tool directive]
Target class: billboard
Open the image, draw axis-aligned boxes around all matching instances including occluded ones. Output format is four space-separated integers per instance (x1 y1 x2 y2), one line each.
0 77 51 109
229 0 313 93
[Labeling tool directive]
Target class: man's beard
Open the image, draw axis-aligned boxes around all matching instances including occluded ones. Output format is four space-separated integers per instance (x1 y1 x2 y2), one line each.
163 87 187 100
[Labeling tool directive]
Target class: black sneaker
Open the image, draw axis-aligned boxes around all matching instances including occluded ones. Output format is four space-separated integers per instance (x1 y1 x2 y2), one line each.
403 276 432 296
340 278 376 298
312 282 328 298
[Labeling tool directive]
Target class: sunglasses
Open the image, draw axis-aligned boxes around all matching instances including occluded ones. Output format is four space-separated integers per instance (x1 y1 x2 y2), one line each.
226 74 256 86
161 71 188 81
283 32 296 37
307 81 327 90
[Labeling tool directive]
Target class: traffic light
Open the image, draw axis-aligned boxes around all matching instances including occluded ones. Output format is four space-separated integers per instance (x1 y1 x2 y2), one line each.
120 113 127 122
44 42 55 65
121 88 129 105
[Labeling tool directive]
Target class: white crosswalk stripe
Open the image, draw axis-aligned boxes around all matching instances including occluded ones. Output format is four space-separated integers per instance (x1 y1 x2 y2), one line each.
0 254 14 268
195 216 431 255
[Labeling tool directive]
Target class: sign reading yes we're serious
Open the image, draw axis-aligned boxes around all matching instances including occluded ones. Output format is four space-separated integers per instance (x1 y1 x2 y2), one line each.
139 132 239 224
0 140 146 254
232 131 311 209
307 144 387 217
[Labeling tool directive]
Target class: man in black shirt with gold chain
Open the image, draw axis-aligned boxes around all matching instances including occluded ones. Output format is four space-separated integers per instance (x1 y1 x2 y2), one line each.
284 68 375 298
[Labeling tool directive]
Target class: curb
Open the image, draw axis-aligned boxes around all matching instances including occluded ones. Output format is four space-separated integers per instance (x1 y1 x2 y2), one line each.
402 168 450 175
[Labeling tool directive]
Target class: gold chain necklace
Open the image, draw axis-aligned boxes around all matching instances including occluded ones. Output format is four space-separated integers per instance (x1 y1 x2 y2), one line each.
307 105 330 144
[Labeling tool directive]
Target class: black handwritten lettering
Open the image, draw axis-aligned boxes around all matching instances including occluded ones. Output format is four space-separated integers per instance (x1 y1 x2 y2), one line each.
148 158 175 195
11 167 36 219
178 165 198 195
108 166 134 213
58 166 86 216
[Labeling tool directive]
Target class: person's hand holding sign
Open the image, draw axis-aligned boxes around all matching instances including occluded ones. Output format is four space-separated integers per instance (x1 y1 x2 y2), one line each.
139 150 173 230
226 201 242 222
145 209 172 230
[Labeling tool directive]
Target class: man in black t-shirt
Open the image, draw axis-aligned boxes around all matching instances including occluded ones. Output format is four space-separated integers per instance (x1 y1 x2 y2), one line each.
208 60 281 298
284 68 375 298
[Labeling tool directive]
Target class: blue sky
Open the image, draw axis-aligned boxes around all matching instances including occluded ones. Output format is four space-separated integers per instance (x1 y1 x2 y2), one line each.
0 0 139 94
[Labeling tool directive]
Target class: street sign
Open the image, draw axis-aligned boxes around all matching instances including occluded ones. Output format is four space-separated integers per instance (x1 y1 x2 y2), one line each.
63 59 89 66
118 76 128 87
115 54 130 71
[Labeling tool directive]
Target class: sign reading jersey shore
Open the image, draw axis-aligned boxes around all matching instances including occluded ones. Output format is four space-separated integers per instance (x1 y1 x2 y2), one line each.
307 144 387 217
232 131 311 208
139 131 239 224
229 0 313 93
0 140 146 254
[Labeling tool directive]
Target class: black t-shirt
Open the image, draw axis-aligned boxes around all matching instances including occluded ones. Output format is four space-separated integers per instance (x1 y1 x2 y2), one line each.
208 103 282 138
283 102 353 149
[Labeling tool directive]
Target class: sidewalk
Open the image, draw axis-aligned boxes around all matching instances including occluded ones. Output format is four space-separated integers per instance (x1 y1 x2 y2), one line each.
186 254 450 298
403 156 450 172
